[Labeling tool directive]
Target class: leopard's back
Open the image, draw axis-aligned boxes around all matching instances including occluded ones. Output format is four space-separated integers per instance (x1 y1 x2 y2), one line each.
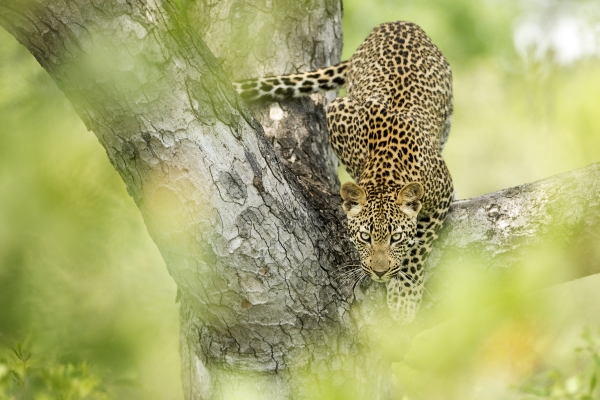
342 21 453 173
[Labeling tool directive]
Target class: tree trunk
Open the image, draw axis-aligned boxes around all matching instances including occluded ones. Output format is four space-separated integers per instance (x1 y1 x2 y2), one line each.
1 1 599 399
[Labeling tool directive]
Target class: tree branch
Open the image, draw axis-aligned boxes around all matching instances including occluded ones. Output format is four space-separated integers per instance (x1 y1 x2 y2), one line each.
415 162 600 329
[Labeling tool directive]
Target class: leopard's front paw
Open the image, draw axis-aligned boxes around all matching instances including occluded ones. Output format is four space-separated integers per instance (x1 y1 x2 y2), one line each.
386 276 423 325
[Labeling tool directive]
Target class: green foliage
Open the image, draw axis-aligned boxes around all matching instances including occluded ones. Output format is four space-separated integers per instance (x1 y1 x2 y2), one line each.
0 27 181 400
10 343 31 399
0 343 111 400
342 0 518 66
518 328 600 400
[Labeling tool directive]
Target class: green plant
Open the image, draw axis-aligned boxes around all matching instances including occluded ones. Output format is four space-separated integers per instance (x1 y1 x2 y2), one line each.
0 343 110 400
518 327 600 400
11 343 31 399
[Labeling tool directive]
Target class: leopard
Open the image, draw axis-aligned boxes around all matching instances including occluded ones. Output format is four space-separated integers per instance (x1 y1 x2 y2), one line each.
234 21 454 325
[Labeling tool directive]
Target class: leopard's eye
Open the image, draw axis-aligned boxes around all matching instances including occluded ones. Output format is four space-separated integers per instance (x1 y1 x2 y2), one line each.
359 232 371 242
390 232 402 243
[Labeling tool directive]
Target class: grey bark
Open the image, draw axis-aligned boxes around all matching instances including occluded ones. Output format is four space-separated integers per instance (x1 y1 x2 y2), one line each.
1 1 599 399
417 162 600 330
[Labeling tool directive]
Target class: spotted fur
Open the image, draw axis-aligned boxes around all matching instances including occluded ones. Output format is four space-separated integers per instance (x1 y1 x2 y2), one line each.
235 21 454 325
233 61 349 102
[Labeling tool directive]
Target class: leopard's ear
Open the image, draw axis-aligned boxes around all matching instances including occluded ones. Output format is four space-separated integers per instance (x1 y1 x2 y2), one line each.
340 182 366 217
396 182 424 217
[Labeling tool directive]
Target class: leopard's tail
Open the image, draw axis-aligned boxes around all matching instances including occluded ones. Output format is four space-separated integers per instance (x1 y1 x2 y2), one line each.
233 61 349 102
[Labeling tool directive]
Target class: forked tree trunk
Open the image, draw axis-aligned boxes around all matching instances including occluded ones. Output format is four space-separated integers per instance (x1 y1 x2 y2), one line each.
1 1 599 399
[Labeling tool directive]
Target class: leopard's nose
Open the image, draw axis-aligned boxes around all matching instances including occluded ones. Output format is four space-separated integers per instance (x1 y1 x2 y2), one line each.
374 270 386 278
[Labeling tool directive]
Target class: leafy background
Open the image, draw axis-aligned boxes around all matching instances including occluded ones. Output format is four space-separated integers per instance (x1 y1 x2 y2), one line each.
1 0 600 398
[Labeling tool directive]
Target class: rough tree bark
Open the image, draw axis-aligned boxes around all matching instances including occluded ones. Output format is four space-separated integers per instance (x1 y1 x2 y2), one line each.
1 1 599 399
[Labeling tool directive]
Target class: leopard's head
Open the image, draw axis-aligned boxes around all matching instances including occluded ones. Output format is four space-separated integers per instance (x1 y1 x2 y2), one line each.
340 181 424 282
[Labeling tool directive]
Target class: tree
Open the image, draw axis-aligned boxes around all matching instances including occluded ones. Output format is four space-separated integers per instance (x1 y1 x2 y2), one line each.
1 0 599 399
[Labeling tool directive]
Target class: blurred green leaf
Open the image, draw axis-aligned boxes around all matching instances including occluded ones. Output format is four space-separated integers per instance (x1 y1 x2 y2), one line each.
0 24 181 400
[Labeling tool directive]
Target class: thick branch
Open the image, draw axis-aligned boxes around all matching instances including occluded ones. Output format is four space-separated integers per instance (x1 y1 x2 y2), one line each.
415 162 600 329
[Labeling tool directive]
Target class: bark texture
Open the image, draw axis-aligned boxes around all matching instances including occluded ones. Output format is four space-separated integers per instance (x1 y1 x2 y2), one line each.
1 1 599 399
418 162 600 330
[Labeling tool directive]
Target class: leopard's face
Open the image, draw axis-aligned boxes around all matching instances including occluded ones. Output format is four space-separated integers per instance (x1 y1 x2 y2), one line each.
340 181 424 282
347 198 418 282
